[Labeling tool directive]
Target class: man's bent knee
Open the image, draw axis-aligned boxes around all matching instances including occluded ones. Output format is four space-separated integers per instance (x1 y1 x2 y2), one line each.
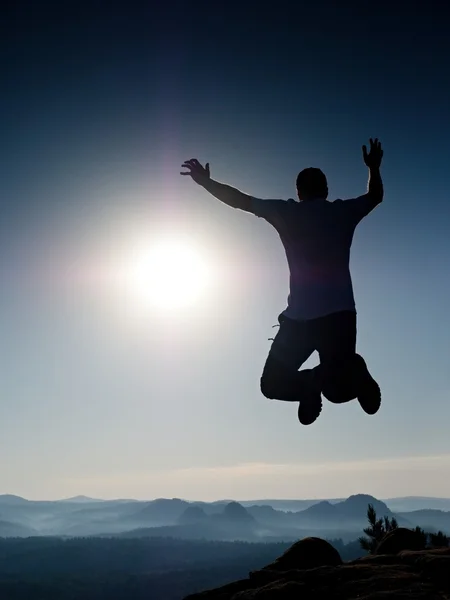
260 356 287 399
260 372 277 399
260 355 301 401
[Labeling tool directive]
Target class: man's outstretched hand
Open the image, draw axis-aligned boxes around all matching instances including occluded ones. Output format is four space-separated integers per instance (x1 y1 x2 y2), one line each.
362 138 383 169
180 159 210 185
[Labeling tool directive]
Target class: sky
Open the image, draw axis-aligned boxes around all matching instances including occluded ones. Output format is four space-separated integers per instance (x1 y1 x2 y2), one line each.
1 0 450 501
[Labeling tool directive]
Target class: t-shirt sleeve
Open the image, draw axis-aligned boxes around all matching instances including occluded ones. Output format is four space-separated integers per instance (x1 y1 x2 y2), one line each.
250 197 288 226
341 194 378 225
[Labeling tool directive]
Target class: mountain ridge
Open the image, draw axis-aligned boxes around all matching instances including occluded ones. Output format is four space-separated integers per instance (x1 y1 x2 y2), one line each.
0 494 449 539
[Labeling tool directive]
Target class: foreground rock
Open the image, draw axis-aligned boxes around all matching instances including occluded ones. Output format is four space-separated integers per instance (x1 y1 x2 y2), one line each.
261 537 342 572
184 537 450 599
375 527 427 555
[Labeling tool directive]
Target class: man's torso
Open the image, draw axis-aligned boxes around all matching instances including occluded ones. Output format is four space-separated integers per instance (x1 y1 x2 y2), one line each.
252 197 365 320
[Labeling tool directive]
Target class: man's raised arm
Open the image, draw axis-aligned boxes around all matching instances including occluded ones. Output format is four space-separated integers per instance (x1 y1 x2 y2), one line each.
180 159 253 213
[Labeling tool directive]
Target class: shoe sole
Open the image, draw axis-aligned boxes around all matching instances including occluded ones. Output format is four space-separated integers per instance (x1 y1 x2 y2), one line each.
320 355 381 414
354 355 381 415
298 393 323 425
357 378 381 415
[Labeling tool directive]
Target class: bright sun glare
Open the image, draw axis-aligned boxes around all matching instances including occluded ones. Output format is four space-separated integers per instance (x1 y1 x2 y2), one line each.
128 237 211 310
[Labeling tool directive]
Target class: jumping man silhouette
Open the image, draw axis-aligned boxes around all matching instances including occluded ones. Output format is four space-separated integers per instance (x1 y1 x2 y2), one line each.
181 138 384 425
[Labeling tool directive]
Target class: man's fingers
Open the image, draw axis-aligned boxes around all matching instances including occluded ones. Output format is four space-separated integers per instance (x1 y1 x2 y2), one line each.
182 159 199 167
184 158 205 170
181 161 194 175
181 158 208 174
363 139 382 164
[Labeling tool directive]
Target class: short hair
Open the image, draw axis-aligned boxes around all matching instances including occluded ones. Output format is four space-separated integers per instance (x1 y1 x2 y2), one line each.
296 168 328 200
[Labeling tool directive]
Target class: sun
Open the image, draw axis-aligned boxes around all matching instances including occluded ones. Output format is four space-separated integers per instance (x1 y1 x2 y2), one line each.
127 237 211 310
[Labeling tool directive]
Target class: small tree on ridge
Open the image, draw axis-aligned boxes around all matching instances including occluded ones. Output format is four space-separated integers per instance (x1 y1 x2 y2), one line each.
359 504 449 554
358 504 398 554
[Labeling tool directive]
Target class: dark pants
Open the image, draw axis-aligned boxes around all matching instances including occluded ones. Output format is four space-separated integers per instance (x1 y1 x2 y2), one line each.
260 310 358 403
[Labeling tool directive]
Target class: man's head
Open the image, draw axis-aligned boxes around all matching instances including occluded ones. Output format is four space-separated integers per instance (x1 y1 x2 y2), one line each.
296 168 328 201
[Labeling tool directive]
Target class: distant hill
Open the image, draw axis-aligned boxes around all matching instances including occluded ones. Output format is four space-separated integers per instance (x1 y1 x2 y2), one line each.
178 506 207 524
239 499 343 511
58 495 103 503
132 498 190 525
290 494 411 534
245 505 290 526
0 519 37 537
396 509 450 534
220 502 255 522
337 494 393 517
1 493 450 540
0 494 29 505
301 500 337 517
117 502 262 542
384 496 450 513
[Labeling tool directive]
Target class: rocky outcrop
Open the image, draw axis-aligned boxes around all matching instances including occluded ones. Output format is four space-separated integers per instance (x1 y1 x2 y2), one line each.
258 537 342 572
375 527 427 555
184 537 450 599
178 506 208 524
221 502 255 521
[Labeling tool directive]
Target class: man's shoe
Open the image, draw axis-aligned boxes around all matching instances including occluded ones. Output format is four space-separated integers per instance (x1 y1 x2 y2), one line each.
354 354 381 415
297 369 323 425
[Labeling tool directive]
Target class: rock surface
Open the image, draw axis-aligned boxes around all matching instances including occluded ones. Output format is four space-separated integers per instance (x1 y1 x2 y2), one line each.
184 540 450 599
375 527 427 555
258 537 342 572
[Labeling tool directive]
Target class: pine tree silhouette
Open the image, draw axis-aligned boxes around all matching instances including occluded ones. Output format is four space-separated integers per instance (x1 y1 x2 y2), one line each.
412 525 428 548
358 504 398 554
359 504 450 553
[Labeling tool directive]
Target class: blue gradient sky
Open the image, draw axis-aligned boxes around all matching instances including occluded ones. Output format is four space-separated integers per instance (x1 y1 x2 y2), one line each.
1 1 450 500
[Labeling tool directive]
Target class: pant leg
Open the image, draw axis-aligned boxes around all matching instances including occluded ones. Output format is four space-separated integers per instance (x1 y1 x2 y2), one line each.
260 315 315 402
313 311 358 402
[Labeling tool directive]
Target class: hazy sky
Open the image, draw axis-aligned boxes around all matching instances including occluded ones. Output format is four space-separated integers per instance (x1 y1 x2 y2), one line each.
2 1 450 501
